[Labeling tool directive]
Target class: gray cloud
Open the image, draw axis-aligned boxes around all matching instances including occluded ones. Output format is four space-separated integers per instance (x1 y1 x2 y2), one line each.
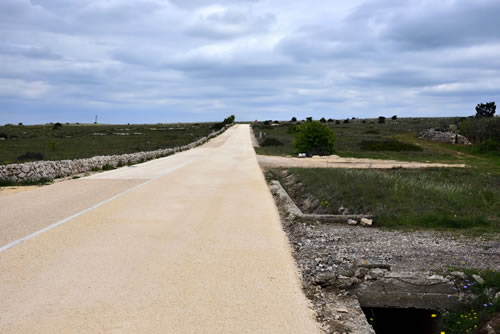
0 0 499 124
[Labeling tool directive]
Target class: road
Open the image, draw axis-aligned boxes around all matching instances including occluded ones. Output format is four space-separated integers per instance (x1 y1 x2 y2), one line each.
0 125 320 333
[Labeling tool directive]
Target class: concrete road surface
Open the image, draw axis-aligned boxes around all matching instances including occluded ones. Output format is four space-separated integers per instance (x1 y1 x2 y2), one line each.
0 125 320 333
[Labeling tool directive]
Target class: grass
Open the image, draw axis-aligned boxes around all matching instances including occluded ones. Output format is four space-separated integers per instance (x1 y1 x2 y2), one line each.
0 122 217 165
272 167 499 234
442 269 500 334
0 177 52 186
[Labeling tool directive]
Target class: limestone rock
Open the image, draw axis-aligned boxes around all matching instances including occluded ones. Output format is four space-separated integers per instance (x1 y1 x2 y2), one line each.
360 218 373 226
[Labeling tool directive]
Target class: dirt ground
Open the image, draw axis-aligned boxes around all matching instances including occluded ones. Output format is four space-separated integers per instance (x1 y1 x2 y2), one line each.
257 154 466 169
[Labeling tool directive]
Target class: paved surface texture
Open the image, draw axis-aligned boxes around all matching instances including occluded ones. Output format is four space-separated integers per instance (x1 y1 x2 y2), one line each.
257 154 466 169
0 125 320 334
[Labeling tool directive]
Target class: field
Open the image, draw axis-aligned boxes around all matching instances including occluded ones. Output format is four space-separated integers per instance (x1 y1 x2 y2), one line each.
256 117 499 234
253 117 499 172
0 122 217 165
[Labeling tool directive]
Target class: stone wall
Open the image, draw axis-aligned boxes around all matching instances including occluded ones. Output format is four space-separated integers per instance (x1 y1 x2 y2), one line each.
0 125 232 183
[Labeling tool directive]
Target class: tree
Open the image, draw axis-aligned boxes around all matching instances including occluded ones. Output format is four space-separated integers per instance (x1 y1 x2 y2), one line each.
320 117 326 123
327 118 334 123
378 116 386 124
293 121 336 155
475 102 496 118
306 117 313 122
223 115 235 124
291 117 297 122
392 115 397 120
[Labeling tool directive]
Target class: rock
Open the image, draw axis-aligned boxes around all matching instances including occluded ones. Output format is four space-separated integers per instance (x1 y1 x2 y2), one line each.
418 128 472 145
473 274 485 285
366 268 387 280
335 275 360 289
355 267 369 279
347 219 358 225
335 308 349 313
450 271 466 279
338 206 349 215
360 218 373 227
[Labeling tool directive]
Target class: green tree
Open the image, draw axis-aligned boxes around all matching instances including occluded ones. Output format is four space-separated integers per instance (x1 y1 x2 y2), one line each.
293 122 336 155
475 102 496 118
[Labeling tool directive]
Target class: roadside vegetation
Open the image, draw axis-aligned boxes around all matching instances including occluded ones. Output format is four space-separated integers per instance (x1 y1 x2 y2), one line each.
442 268 500 334
270 167 499 234
0 122 218 165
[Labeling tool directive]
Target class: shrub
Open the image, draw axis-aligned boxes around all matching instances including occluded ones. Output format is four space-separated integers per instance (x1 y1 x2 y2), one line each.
363 129 379 134
343 119 349 124
293 121 336 155
360 139 423 152
291 117 297 122
287 125 299 134
320 117 326 123
102 164 116 171
335 120 341 124
17 152 44 161
327 118 334 123
0 132 7 139
378 116 386 124
475 102 496 118
392 115 397 120
260 137 284 146
460 117 500 143
306 117 313 122
52 122 62 130
0 179 15 187
478 139 500 153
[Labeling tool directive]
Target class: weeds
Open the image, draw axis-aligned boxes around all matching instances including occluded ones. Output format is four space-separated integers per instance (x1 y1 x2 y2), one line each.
279 168 499 233
442 269 500 334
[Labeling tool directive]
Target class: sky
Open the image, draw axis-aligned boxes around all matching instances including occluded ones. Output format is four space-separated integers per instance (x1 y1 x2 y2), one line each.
1 0 499 124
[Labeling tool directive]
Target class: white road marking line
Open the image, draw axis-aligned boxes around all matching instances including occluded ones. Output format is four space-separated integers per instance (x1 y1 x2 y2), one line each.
0 159 194 253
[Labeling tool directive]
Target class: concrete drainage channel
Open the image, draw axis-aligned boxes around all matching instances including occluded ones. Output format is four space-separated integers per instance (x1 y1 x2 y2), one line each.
269 179 489 334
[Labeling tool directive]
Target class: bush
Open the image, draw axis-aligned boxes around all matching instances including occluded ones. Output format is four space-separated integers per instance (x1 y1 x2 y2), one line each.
320 117 326 123
327 118 334 123
392 115 397 120
360 139 423 152
335 120 341 125
460 117 500 143
293 122 336 155
0 179 15 187
260 137 284 146
102 164 116 171
291 117 297 122
343 119 349 124
52 122 62 130
17 152 45 161
478 140 500 153
0 132 7 139
378 116 386 124
306 117 313 122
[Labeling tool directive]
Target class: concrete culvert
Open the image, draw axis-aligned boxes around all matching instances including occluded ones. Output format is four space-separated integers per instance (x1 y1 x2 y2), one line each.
362 307 442 334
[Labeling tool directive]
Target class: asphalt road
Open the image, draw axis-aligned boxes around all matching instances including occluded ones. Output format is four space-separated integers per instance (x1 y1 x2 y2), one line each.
0 125 320 333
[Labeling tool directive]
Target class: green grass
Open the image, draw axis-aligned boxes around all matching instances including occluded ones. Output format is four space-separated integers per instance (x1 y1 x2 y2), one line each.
359 139 423 151
442 269 500 334
253 118 500 173
274 167 499 234
0 122 217 165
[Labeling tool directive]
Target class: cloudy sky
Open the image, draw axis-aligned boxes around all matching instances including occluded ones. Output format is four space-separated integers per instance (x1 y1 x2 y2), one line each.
1 0 499 124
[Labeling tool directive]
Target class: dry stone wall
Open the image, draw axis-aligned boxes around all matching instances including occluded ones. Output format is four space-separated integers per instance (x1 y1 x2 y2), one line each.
0 125 232 183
